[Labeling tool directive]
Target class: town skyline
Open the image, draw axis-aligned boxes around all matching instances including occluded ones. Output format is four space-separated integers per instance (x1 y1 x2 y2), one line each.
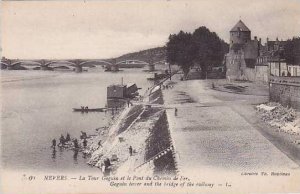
1 0 300 59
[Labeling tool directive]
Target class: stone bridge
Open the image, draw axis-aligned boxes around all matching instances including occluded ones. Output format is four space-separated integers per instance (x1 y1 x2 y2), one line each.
1 58 159 72
0 59 116 72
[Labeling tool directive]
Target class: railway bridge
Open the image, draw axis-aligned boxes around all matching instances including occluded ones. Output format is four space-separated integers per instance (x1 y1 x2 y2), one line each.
1 58 160 72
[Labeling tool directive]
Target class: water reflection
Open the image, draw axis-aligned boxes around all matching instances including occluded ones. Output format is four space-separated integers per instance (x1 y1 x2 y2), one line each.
59 146 63 158
73 149 78 164
51 148 57 160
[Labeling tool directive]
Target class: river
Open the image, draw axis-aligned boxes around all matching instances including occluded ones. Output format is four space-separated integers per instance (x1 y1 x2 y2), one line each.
1 68 153 172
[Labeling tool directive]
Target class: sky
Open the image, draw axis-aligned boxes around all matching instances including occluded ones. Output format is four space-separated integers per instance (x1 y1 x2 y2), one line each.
1 0 300 59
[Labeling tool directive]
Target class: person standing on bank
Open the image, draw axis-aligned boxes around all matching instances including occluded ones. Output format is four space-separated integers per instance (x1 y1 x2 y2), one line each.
83 138 87 148
59 135 65 146
129 146 133 156
66 133 71 142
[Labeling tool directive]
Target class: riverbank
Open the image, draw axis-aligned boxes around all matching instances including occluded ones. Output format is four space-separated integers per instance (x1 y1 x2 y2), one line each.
86 76 177 175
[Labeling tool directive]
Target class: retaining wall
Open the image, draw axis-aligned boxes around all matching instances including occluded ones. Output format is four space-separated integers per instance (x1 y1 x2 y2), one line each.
244 66 269 83
269 76 300 110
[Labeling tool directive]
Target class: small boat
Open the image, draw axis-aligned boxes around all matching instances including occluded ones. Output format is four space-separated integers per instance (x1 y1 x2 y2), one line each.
73 108 105 112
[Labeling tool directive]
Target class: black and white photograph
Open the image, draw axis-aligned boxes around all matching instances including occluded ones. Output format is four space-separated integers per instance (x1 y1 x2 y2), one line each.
0 0 300 193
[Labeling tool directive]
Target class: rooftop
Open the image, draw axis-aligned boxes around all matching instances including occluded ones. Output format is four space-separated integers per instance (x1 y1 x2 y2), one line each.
230 20 251 32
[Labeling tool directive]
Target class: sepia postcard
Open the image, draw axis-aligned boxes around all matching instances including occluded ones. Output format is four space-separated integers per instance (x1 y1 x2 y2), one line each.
1 0 300 193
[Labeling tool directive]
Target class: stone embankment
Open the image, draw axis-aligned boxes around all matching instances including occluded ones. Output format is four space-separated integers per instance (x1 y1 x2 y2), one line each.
87 82 177 175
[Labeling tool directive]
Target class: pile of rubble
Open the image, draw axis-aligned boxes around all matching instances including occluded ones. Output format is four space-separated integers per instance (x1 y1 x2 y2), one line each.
256 103 300 142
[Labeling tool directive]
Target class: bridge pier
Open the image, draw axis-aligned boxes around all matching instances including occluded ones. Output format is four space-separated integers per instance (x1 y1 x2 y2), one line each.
75 65 83 73
111 64 119 72
105 65 111 71
41 66 48 70
1 64 7 69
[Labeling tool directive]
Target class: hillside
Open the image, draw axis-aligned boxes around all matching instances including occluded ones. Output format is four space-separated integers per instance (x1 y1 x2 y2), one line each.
114 47 166 63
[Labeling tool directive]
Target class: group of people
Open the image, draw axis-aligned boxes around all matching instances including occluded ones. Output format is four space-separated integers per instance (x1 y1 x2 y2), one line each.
51 131 89 150
161 84 173 90
81 106 89 110
51 133 71 149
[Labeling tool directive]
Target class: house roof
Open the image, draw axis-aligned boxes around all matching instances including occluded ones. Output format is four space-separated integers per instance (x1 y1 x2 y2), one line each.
230 20 251 32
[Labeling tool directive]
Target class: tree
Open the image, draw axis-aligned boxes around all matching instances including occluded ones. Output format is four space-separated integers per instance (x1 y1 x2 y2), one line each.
166 27 228 79
192 27 228 78
166 31 196 79
284 37 300 65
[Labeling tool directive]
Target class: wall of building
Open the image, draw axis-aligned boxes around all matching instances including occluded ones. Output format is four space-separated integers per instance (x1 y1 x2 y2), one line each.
225 50 244 80
244 40 259 59
255 65 269 82
287 65 300 76
243 66 269 83
230 31 251 46
270 62 288 76
244 67 255 81
269 76 300 110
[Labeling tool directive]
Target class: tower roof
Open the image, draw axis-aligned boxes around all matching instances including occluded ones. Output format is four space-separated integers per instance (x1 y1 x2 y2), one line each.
230 20 250 32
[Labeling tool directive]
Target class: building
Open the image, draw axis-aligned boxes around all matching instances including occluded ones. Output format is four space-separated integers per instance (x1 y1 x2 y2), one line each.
106 84 139 108
264 38 300 77
225 20 300 82
225 20 261 80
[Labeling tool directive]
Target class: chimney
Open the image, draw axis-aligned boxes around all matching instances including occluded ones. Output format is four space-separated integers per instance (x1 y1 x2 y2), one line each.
267 37 269 42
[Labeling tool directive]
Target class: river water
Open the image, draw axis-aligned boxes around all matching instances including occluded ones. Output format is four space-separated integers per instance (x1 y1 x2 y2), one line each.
1 68 153 172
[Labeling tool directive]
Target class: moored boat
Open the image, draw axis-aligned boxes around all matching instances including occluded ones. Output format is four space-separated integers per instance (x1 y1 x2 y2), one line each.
73 108 105 112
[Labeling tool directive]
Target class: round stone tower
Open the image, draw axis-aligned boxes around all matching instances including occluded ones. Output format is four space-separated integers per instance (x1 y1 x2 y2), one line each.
230 20 251 48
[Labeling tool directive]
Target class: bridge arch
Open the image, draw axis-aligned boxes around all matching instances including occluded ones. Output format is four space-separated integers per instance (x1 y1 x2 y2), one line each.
1 62 9 69
44 60 77 67
79 60 113 67
11 60 42 67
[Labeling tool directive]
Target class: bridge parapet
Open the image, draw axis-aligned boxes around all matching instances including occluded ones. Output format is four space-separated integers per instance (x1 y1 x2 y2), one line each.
1 58 117 72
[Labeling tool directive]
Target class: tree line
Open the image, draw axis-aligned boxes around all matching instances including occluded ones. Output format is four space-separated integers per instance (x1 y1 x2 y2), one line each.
284 37 300 65
166 26 229 79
